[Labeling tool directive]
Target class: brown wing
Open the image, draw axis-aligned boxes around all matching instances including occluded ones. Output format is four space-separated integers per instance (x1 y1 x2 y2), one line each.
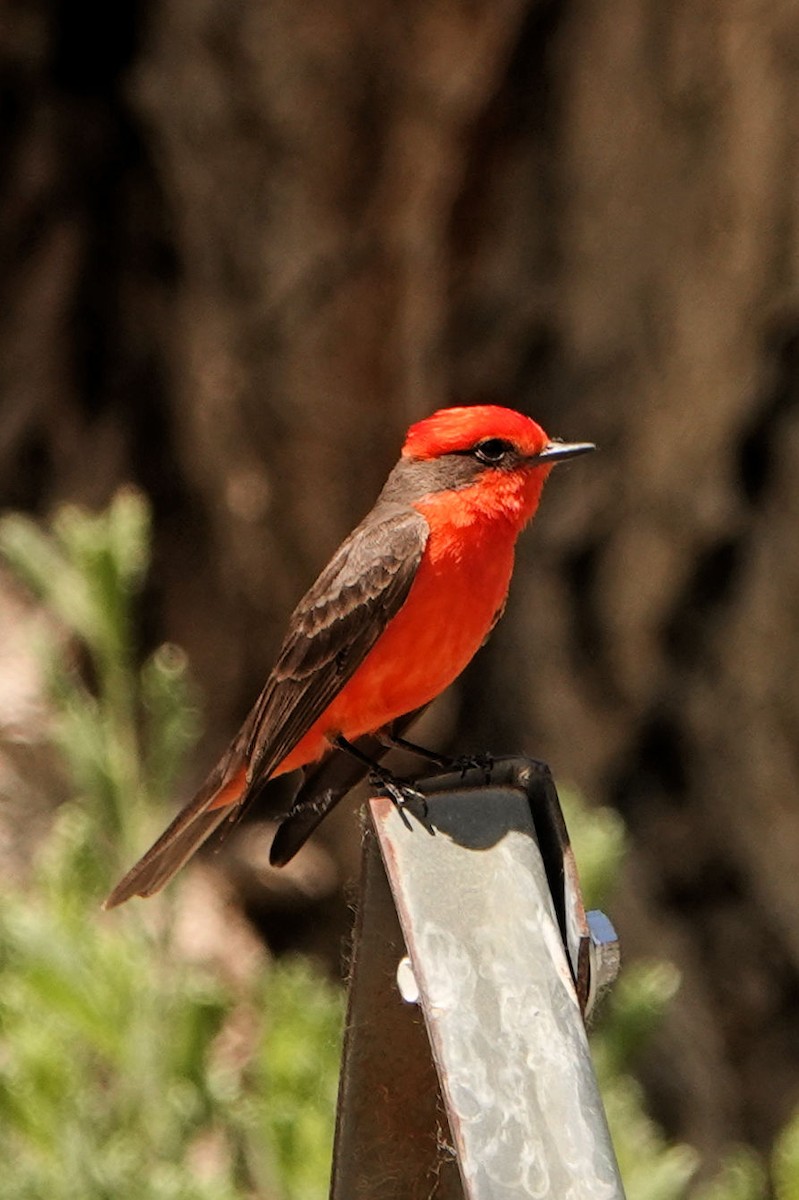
242 503 429 784
104 503 428 907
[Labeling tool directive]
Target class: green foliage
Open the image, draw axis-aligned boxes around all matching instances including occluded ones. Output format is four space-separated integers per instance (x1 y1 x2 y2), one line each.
245 962 343 1198
773 1111 799 1200
561 789 701 1198
694 1151 766 1200
0 492 342 1200
560 786 627 911
593 966 699 1200
592 959 682 1080
0 491 197 885
562 789 796 1200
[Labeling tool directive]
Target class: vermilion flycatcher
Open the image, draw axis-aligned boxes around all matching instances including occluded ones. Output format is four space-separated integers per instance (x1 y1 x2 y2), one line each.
105 405 593 907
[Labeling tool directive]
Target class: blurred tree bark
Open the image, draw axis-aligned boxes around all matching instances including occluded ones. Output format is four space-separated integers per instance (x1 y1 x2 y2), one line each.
3 0 799 1166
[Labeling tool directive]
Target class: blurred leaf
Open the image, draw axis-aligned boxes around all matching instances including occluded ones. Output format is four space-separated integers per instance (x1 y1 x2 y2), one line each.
694 1149 766 1200
141 643 201 806
592 960 682 1079
603 1074 698 1200
246 960 343 1200
560 788 627 910
0 512 95 644
773 1109 799 1200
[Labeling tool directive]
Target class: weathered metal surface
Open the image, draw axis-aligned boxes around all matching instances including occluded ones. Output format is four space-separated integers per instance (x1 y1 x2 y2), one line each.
331 758 625 1199
329 821 465 1200
371 762 625 1200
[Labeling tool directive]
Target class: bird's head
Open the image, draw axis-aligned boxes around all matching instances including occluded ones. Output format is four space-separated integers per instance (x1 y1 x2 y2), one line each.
393 405 594 529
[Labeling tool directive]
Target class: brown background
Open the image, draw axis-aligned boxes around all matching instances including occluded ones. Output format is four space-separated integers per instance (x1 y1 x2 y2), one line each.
3 0 799 1166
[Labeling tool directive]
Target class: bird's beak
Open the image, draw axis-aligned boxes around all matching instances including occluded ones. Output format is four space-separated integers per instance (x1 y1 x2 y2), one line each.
529 440 596 465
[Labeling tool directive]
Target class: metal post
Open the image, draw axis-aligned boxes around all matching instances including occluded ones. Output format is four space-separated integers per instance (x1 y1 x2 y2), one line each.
330 757 625 1200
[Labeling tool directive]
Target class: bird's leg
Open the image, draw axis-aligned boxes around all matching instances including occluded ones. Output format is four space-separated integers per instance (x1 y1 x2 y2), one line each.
378 731 452 768
332 735 429 823
379 730 495 784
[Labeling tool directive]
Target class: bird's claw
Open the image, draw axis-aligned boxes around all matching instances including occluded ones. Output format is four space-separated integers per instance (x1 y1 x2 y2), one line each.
452 751 494 784
368 771 429 825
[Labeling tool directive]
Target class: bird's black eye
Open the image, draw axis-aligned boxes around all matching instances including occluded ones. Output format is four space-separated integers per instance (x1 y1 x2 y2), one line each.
474 438 513 465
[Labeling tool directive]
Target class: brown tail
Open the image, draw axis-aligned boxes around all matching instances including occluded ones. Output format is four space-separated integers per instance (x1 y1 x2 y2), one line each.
103 766 247 909
106 705 431 904
269 740 382 867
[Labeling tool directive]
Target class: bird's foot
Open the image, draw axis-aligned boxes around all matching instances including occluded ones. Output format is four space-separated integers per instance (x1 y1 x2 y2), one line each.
450 751 494 783
368 768 429 828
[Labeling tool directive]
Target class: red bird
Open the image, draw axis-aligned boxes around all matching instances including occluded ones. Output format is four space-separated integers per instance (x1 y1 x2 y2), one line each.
105 406 593 907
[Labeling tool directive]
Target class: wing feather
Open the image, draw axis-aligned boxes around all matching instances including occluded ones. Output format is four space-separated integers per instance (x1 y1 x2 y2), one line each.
243 504 429 782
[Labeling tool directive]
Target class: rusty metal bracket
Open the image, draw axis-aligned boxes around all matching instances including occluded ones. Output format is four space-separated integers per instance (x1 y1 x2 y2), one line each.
330 757 625 1200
